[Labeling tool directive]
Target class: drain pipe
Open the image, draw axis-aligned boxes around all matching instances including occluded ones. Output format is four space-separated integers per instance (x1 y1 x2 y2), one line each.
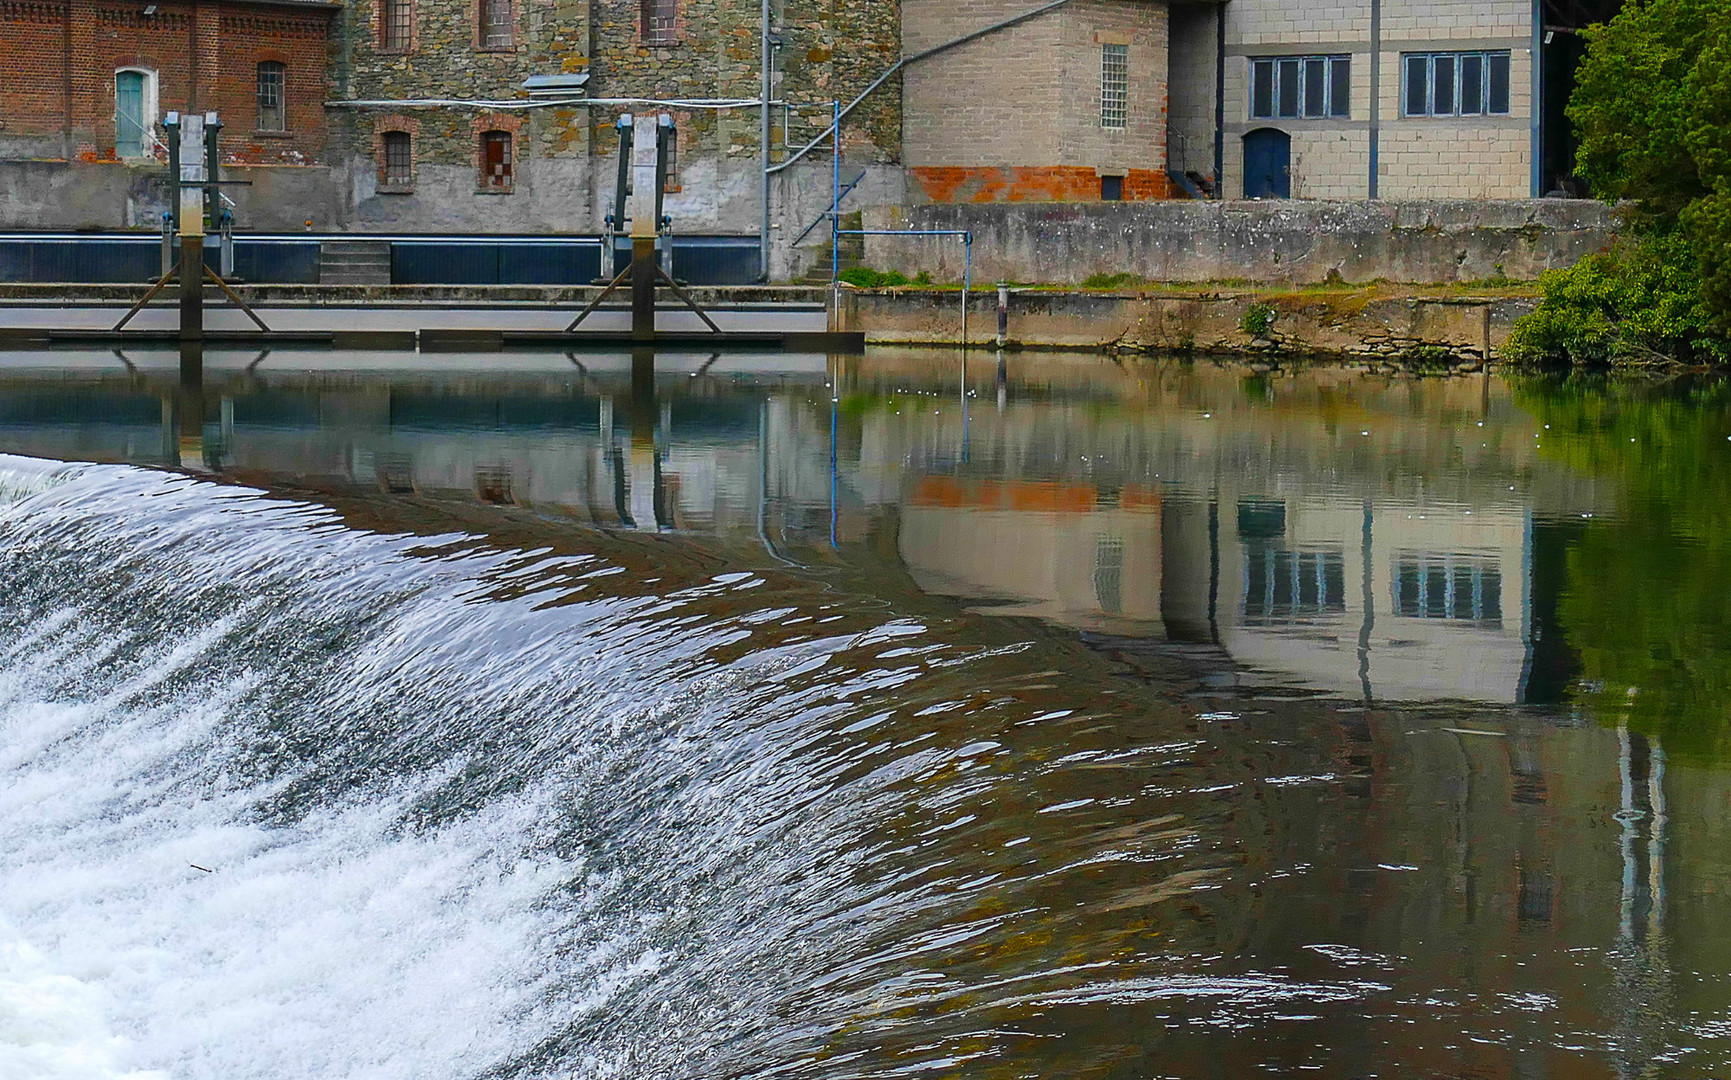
760 0 773 282
769 0 1082 176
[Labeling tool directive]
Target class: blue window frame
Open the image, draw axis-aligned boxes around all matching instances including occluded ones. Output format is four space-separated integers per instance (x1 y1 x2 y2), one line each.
1250 55 1351 120
1403 51 1511 117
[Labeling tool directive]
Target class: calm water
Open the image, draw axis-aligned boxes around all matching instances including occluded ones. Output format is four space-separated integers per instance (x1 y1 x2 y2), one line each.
0 347 1728 1079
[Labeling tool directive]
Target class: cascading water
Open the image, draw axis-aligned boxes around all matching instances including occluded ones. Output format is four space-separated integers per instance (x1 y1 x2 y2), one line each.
0 454 1265 1080
11 351 1731 1079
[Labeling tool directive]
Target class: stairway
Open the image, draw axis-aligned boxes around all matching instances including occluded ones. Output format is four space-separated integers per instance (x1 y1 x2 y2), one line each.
318 239 393 285
794 211 864 285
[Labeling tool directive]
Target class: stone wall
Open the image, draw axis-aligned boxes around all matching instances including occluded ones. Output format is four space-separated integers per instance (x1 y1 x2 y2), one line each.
839 284 1534 363
859 199 1616 285
321 0 903 239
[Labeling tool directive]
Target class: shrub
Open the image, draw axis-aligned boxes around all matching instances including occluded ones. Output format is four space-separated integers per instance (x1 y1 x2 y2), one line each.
1503 232 1731 366
1239 302 1278 338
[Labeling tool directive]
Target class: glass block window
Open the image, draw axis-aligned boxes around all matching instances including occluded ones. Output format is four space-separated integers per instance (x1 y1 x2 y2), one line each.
1250 55 1351 120
1403 51 1512 117
1101 43 1128 129
381 131 412 186
641 0 677 45
1393 553 1503 624
481 0 510 46
382 0 412 49
255 62 285 132
480 130 513 190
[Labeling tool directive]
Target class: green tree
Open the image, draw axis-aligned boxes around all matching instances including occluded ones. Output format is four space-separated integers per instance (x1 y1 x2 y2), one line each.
1514 376 1731 763
1506 0 1731 365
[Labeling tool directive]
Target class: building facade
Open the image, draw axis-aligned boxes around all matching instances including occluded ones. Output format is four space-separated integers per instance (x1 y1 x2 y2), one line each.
0 0 335 164
0 0 1624 271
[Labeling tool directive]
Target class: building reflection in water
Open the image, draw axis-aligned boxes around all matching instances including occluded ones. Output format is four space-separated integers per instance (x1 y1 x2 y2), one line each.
0 346 1724 1075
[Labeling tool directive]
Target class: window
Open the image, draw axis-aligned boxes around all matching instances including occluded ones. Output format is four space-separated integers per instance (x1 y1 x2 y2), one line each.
1393 553 1502 624
1403 51 1511 117
1243 546 1347 623
481 0 510 46
641 0 676 45
1100 43 1128 129
480 130 512 190
382 0 412 50
1250 55 1351 120
256 62 285 132
1100 174 1124 201
381 131 412 186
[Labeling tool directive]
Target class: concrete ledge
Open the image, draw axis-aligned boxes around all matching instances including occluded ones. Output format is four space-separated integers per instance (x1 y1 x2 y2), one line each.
840 285 1537 363
0 283 831 306
860 199 1618 286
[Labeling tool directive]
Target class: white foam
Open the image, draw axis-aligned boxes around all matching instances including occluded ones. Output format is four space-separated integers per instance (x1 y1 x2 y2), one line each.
0 918 167 1080
0 455 80 508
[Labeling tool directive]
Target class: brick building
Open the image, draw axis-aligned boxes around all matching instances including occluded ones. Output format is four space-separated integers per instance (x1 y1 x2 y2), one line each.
0 0 335 164
0 0 1626 272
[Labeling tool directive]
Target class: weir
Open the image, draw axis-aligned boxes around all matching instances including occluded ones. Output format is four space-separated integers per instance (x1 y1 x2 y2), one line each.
28 111 862 356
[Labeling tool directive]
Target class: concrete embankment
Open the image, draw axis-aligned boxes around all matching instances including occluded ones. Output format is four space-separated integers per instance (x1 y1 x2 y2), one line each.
0 282 1535 364
859 200 1616 286
840 285 1536 364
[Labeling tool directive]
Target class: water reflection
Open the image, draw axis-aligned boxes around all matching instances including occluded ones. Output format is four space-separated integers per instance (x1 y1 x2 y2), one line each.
2 348 1731 1077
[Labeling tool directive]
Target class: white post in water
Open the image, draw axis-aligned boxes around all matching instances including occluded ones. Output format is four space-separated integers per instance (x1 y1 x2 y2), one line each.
177 112 208 346
626 115 663 343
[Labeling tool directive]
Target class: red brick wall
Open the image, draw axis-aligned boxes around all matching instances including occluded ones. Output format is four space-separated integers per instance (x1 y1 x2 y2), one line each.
0 0 331 163
909 165 1174 203
0 2 70 141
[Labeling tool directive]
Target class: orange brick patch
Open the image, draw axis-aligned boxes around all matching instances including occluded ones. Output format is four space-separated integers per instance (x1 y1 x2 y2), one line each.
910 166 1173 203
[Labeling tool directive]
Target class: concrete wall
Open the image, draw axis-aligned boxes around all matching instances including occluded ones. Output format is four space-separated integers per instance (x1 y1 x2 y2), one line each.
860 199 1615 284
839 285 1536 361
0 159 341 231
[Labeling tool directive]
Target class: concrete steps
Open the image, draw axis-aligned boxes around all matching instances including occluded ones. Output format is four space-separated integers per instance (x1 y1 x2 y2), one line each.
794 211 863 285
319 239 392 286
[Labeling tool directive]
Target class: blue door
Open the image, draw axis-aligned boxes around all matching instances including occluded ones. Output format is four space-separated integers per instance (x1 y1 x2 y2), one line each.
1243 128 1291 199
116 71 146 157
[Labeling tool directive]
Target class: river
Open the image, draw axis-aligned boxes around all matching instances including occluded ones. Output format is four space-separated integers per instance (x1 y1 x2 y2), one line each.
0 346 1726 1079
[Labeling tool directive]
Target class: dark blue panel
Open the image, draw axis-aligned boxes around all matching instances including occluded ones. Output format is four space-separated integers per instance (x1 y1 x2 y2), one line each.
392 243 501 284
609 238 761 285
668 238 760 285
499 243 602 285
232 241 321 284
0 242 34 283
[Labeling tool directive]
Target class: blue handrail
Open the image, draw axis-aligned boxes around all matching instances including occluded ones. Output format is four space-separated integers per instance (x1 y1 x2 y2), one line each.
793 171 866 247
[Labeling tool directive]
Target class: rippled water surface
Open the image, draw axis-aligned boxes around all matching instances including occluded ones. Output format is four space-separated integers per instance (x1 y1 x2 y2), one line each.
1 347 1729 1079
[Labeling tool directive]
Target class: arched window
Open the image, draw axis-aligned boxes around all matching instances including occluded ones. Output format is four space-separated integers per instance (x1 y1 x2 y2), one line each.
114 68 157 158
380 131 412 187
256 62 286 132
381 0 412 50
480 130 512 190
480 0 511 47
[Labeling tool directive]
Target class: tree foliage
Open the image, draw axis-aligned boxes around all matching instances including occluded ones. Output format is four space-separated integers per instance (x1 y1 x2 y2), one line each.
1513 376 1731 762
1509 0 1731 365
